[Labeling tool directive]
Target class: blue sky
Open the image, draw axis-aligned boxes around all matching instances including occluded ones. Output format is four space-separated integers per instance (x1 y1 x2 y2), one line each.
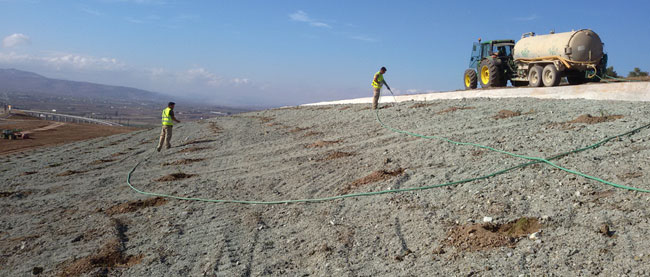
1 0 648 107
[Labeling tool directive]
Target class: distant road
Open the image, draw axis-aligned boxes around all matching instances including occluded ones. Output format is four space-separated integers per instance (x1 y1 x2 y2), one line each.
13 109 123 127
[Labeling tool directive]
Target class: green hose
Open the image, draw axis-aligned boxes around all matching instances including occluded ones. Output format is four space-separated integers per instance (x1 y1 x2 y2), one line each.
126 99 650 204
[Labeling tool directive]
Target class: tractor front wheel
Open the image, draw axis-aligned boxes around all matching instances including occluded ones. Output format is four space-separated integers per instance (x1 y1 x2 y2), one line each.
479 59 502 88
464 69 477 90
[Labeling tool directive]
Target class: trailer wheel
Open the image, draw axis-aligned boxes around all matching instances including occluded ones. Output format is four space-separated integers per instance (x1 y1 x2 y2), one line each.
528 65 544 87
542 64 561 87
479 59 501 88
463 69 477 89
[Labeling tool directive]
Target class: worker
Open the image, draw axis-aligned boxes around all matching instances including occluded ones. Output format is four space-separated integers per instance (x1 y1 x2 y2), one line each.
371 67 390 109
157 102 181 152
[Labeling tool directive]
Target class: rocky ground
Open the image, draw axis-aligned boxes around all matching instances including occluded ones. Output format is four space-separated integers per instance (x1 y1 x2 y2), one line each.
2 97 650 276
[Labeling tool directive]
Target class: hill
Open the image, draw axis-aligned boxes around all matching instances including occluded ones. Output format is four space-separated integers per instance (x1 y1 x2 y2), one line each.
0 68 158 101
0 68 250 126
2 96 650 275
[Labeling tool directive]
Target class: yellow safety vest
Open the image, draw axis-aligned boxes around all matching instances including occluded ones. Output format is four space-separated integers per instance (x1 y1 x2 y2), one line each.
372 71 384 89
162 107 174 126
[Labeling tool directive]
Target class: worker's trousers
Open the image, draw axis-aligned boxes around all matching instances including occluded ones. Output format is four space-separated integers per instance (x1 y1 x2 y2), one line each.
157 125 173 150
372 87 381 109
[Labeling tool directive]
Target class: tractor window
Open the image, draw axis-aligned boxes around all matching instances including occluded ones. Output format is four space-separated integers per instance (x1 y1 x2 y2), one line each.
469 42 481 68
493 44 514 57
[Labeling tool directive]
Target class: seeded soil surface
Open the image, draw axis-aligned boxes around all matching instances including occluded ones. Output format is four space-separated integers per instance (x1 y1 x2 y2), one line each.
2 97 650 276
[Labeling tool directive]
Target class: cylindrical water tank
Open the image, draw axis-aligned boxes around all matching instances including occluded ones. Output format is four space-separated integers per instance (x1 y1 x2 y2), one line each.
513 29 603 63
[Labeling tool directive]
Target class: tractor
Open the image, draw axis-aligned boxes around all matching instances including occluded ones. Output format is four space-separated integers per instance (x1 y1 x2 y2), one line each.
464 29 607 90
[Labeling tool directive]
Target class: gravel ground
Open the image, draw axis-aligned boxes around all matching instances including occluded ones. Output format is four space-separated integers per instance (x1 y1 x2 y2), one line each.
2 97 650 276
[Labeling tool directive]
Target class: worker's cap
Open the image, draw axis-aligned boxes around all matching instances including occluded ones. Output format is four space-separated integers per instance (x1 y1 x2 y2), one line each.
168 102 175 106
381 67 387 71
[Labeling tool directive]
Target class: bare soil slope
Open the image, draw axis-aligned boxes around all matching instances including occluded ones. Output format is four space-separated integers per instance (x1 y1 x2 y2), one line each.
0 113 137 155
2 97 650 276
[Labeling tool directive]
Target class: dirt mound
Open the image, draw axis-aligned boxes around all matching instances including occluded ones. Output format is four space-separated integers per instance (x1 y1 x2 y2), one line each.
410 103 435 109
306 140 342 148
341 168 404 194
57 238 143 276
154 172 195 182
56 170 85 177
303 131 322 137
178 146 211 153
0 190 32 198
437 106 475 114
105 197 168 216
249 116 274 123
445 217 541 252
208 122 222 134
320 151 356 161
162 158 205 166
569 114 624 124
289 127 309 133
493 110 521 119
180 139 216 147
89 159 115 165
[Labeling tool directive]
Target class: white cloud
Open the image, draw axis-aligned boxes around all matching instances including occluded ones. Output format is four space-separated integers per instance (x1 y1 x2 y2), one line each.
2 33 31 48
289 10 331 28
0 51 125 71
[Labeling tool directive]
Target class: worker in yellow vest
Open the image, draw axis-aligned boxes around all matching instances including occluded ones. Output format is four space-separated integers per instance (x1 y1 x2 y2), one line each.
157 102 181 152
371 67 390 109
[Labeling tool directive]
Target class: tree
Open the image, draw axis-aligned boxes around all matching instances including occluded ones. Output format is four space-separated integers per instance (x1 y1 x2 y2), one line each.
606 66 618 77
628 67 649 77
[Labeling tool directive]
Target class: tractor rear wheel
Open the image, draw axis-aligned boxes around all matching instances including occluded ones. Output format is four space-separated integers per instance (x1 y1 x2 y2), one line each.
542 64 561 87
528 65 544 87
463 69 477 89
479 59 501 88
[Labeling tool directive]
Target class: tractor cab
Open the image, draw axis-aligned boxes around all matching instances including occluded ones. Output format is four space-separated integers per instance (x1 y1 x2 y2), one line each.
465 39 515 89
469 39 515 68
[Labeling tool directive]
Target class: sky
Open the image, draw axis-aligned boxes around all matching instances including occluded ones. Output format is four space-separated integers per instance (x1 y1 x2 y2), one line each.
1 0 649 107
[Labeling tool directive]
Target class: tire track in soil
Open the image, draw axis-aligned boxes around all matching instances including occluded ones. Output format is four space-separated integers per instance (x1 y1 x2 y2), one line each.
211 220 260 276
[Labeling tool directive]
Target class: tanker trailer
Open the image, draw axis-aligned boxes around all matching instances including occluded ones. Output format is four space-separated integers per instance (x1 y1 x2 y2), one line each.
463 29 607 89
512 29 607 87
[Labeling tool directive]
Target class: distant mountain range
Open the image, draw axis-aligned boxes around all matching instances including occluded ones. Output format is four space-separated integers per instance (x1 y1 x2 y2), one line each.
0 68 160 102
